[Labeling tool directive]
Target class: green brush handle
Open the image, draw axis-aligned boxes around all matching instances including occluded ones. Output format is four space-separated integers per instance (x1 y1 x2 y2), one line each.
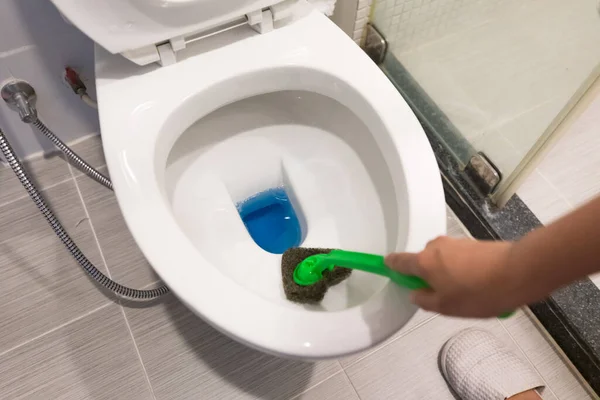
325 250 514 319
326 250 429 290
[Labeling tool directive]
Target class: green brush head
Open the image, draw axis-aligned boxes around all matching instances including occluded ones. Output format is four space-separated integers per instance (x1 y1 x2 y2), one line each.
281 248 352 304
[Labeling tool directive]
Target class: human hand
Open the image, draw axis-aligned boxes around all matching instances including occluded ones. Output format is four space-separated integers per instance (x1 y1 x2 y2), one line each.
385 237 525 318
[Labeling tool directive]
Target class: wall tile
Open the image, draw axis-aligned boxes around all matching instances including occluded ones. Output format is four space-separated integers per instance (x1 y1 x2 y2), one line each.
124 294 341 400
373 0 507 55
352 0 373 44
0 304 153 399
0 179 109 354
0 46 98 159
0 0 87 54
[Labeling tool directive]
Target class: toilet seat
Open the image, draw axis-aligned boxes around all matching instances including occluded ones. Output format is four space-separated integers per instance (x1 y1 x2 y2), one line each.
56 1 446 358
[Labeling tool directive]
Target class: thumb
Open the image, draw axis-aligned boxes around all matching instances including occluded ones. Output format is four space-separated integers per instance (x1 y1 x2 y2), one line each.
385 252 421 276
410 289 442 312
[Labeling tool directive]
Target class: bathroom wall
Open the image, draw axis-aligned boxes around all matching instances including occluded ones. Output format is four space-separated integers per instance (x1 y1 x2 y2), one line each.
0 0 99 160
330 0 373 44
0 0 367 161
331 0 359 36
352 0 374 44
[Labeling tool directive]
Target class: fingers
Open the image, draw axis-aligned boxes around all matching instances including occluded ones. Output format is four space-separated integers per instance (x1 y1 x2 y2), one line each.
410 289 440 312
384 252 421 276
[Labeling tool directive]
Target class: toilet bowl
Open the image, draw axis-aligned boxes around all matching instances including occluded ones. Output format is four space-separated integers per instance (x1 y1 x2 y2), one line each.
52 0 446 358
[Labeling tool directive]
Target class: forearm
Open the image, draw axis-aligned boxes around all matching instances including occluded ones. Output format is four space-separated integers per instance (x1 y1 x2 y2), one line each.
507 196 600 295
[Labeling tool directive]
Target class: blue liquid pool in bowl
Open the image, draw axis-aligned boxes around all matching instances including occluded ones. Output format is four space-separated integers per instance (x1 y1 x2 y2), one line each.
237 187 303 254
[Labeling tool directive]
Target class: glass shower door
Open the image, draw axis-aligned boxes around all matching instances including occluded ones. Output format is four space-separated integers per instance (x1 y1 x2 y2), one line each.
370 0 600 204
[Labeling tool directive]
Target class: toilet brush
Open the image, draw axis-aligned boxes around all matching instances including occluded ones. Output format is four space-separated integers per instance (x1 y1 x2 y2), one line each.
282 247 513 318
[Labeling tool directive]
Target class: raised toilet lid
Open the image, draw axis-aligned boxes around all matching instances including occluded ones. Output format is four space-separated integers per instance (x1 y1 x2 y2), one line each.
50 0 294 64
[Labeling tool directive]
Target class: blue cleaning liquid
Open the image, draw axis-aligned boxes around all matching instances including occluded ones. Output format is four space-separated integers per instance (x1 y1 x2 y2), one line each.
237 187 303 254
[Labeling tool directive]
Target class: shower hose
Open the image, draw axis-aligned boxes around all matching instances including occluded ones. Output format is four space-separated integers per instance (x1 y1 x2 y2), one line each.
0 120 169 300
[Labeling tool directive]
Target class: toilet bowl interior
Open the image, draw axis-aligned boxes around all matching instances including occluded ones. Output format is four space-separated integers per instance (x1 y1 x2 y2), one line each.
146 62 414 315
163 88 408 312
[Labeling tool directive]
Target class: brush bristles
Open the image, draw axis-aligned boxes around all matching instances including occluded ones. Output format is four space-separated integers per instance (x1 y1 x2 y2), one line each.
281 248 352 304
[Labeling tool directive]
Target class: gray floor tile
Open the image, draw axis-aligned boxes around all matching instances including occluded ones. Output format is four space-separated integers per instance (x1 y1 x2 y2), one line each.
0 179 110 354
69 134 107 177
294 372 359 400
502 309 594 400
345 315 549 400
0 304 153 400
77 166 159 288
124 294 341 400
339 309 437 368
0 151 71 207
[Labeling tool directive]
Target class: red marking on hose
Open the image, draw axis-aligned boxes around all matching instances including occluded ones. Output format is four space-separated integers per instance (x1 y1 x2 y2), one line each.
64 67 86 93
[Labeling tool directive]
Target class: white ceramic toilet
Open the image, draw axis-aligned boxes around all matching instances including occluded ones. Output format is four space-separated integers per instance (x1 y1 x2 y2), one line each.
51 0 446 359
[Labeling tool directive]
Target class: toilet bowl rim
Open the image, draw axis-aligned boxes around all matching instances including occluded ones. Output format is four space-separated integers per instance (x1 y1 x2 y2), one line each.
96 12 446 358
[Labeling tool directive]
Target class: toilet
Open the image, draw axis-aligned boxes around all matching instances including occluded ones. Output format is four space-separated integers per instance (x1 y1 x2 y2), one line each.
51 0 446 359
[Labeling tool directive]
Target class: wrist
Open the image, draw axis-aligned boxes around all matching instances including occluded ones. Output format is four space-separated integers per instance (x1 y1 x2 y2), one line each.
502 238 561 303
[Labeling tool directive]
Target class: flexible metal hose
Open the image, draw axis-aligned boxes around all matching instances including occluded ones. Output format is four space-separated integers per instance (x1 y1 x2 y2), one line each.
32 119 113 190
0 127 169 300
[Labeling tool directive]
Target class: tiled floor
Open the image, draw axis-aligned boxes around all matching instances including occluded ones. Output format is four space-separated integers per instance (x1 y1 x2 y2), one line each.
0 134 592 399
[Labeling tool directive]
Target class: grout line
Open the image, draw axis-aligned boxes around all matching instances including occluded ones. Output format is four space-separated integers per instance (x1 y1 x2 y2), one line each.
69 162 159 398
0 44 37 59
483 98 555 137
521 307 600 398
118 306 159 400
1 133 157 396
0 174 75 209
288 358 364 400
536 169 576 209
0 133 101 166
343 369 362 400
65 133 102 148
498 311 560 400
342 312 441 370
0 132 103 208
288 369 346 400
69 163 112 277
0 302 112 359
141 280 162 290
71 164 107 179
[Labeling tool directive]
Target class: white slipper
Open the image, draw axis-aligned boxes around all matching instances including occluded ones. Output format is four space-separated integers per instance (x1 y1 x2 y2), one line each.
440 328 545 400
